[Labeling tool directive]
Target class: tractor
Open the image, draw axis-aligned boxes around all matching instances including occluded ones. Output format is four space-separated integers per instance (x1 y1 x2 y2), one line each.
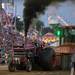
8 38 55 72
8 45 33 72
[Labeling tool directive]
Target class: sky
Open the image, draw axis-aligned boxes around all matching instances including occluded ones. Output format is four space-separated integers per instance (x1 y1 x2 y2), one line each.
2 0 24 19
39 0 75 26
3 0 75 26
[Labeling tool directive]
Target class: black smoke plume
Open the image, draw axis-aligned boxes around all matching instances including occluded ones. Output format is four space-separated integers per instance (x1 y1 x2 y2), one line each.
23 0 66 37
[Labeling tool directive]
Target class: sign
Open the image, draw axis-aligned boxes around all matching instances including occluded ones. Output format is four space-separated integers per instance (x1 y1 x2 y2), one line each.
42 33 58 43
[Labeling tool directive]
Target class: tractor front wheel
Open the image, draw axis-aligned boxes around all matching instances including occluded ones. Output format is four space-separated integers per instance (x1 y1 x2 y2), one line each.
26 63 32 72
8 63 16 72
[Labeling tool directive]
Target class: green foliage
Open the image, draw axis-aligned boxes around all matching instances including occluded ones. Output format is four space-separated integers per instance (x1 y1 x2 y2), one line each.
42 27 53 35
13 17 24 32
32 19 44 36
64 28 75 43
32 19 44 31
16 20 24 32
36 20 44 31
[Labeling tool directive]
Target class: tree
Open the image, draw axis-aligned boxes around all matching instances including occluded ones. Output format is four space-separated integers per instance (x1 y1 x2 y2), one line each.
32 19 45 36
32 19 44 33
42 27 53 35
36 20 44 32
12 17 24 32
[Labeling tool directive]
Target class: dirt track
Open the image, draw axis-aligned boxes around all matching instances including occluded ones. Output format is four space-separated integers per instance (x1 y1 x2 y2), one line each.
0 65 74 75
0 70 72 75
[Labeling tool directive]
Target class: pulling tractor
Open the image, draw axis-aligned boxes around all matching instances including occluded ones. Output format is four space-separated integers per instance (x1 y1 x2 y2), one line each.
8 45 33 72
8 39 56 72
